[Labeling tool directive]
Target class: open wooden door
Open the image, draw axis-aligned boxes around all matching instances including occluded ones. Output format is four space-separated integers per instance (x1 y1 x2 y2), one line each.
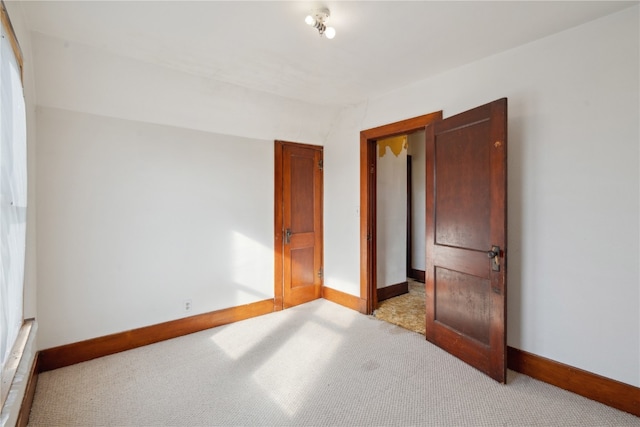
425 98 507 382
275 141 323 309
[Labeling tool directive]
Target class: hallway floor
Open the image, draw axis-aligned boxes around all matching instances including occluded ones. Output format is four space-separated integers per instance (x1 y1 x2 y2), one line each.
373 279 425 335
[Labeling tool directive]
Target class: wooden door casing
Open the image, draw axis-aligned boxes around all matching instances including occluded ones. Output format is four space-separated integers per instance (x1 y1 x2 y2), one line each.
425 98 507 383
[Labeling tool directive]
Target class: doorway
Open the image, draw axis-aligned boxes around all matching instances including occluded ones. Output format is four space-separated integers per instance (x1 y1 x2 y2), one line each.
373 132 427 291
373 130 428 334
359 112 442 314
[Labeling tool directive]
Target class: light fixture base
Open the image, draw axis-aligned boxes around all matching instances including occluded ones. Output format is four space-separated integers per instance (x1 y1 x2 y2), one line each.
312 8 330 23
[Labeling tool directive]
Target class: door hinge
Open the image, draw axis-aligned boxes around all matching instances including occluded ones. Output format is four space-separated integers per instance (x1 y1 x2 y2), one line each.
318 267 323 280
318 159 323 170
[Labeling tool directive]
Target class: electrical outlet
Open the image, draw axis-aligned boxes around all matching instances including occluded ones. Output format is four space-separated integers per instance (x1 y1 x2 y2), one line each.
183 299 192 313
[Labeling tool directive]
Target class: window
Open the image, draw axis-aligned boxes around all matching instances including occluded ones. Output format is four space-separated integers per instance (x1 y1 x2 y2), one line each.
0 0 26 386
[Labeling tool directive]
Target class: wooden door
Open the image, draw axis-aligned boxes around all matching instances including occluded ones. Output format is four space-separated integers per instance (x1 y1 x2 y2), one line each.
425 98 507 382
275 141 323 309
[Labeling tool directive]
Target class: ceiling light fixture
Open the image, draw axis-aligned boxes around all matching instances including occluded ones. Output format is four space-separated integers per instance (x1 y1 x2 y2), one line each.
305 8 336 39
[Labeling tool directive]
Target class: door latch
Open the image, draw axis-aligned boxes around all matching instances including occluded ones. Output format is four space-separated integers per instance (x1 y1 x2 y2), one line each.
487 245 501 272
284 228 292 244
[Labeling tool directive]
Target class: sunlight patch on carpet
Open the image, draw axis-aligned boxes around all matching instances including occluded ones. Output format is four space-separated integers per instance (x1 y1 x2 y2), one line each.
252 318 342 417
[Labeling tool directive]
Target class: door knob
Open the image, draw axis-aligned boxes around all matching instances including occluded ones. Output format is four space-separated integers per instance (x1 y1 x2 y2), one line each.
284 228 292 244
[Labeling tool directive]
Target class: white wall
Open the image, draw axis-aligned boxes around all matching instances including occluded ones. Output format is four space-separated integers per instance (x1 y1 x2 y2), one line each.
31 32 340 349
322 104 363 296
325 6 639 387
376 141 407 288
36 107 276 349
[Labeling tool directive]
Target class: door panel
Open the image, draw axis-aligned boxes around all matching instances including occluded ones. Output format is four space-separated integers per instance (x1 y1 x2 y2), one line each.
289 154 315 232
280 143 323 308
291 245 314 287
434 122 491 251
434 267 491 345
425 98 507 383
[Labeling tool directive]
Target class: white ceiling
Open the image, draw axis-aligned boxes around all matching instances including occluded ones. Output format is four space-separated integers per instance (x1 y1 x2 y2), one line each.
18 1 638 106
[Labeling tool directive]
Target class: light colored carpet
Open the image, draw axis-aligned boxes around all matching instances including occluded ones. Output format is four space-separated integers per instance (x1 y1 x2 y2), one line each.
374 279 426 335
29 299 639 426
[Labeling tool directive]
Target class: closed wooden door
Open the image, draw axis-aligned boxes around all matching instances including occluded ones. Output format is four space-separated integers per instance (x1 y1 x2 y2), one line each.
425 98 507 382
275 141 323 309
